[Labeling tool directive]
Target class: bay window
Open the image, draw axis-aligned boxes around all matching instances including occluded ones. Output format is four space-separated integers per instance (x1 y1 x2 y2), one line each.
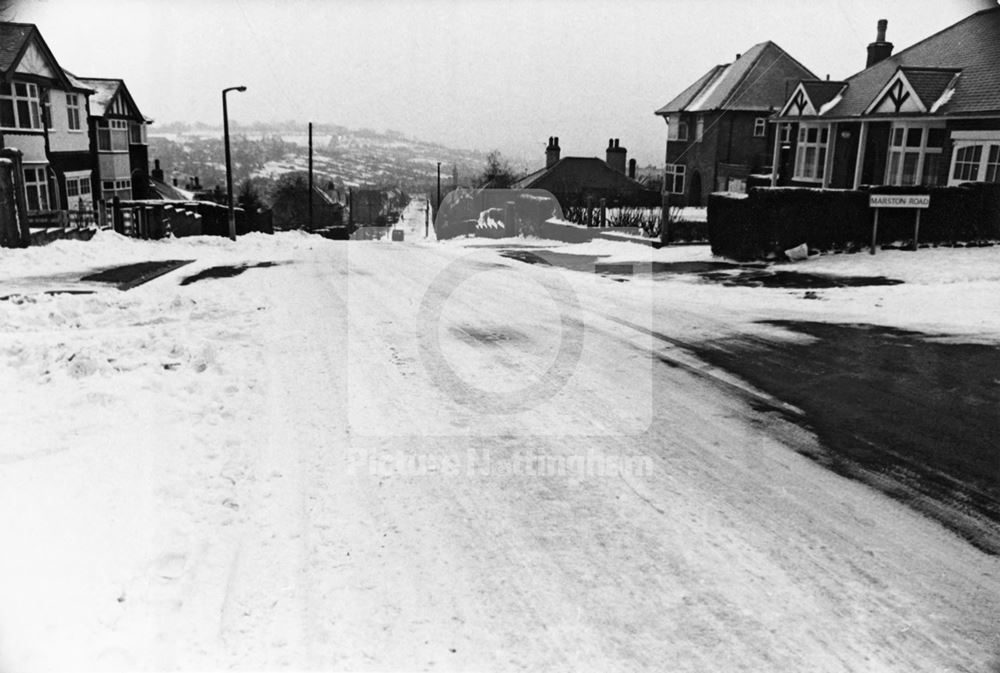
664 164 685 194
101 178 131 201
949 140 1000 186
885 123 945 186
23 166 50 211
97 119 129 152
0 81 42 130
793 123 829 181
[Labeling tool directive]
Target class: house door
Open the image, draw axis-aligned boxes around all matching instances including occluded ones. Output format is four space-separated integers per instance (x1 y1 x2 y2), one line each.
689 171 702 207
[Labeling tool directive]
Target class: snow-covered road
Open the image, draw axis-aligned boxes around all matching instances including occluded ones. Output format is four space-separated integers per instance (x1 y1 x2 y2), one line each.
1 201 999 671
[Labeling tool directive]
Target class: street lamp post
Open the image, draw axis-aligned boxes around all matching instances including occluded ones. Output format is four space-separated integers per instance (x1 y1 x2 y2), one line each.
222 85 247 241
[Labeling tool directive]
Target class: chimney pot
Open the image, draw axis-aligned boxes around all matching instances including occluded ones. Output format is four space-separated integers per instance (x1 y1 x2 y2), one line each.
866 19 893 68
546 136 561 168
606 139 627 174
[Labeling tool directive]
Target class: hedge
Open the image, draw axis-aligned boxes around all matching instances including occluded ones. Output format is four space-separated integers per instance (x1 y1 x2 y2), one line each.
708 182 1000 260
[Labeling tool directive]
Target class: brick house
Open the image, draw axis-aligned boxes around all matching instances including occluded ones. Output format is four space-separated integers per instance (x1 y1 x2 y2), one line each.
654 42 816 206
510 137 659 210
772 9 1000 189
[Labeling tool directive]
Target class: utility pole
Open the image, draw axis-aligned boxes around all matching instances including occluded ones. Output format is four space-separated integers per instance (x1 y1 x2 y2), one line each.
436 161 442 213
308 121 314 230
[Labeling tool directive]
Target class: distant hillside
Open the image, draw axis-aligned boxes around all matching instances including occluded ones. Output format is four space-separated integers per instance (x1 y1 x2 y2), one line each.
148 122 502 194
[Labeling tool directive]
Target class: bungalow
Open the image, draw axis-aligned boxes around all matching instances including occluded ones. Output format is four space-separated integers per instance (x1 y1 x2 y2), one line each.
510 137 659 210
654 42 816 206
772 8 1000 190
0 22 95 215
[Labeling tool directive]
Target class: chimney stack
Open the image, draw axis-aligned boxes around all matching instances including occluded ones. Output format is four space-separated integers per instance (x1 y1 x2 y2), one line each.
151 158 164 183
866 19 893 68
545 136 560 168
606 138 626 174
628 158 637 179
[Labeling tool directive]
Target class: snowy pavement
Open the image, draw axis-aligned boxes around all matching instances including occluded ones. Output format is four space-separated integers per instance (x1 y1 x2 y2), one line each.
1 203 999 671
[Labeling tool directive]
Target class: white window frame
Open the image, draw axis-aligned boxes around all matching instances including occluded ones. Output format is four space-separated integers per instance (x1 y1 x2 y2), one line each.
129 121 146 145
779 123 792 144
885 121 946 186
100 177 131 201
695 116 704 143
0 81 42 130
948 140 1000 186
793 123 830 182
64 171 92 209
97 119 129 152
664 163 685 194
753 117 767 138
667 115 689 142
66 93 83 132
23 165 51 211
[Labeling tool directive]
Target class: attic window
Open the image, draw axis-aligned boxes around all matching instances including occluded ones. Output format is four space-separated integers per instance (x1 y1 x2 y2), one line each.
0 81 42 130
753 118 767 138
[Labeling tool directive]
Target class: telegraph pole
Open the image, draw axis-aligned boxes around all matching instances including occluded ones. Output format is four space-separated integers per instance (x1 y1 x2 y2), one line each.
436 161 441 213
308 121 314 230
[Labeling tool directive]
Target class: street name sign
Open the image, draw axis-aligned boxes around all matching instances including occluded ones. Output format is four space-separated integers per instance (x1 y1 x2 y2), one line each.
869 194 930 208
868 193 931 254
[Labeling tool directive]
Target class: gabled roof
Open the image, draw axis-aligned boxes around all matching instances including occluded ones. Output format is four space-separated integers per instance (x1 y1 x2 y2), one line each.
780 80 848 117
74 77 148 121
655 41 817 115
790 7 1000 119
802 81 847 110
903 67 961 105
0 22 73 90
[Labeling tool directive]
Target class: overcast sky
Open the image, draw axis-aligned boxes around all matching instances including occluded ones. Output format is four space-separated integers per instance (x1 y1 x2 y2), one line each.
11 0 996 167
